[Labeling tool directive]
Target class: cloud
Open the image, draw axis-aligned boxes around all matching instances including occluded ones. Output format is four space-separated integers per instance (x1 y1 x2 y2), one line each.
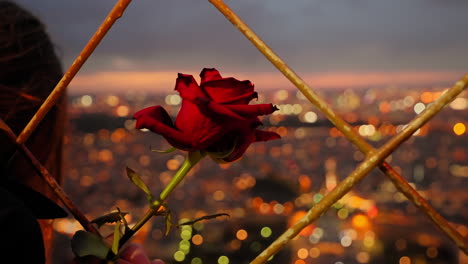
14 0 468 77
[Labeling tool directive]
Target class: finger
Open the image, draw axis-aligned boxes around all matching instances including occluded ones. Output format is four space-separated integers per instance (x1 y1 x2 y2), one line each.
119 243 151 264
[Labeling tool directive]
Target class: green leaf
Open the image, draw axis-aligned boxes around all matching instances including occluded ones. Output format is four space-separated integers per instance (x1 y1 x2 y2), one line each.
126 167 153 202
71 230 110 259
112 221 121 255
91 211 128 228
151 146 177 153
164 209 173 236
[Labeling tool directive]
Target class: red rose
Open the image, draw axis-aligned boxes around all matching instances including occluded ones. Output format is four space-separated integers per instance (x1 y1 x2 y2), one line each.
133 68 280 162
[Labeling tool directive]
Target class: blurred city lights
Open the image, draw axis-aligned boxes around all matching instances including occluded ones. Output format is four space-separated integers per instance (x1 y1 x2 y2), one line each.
297 248 308 259
413 102 426 114
236 229 248 241
192 234 204 246
173 251 185 262
453 122 466 135
80 95 93 107
116 105 130 117
217 256 229 264
260 226 273 238
165 94 182 105
450 97 468 110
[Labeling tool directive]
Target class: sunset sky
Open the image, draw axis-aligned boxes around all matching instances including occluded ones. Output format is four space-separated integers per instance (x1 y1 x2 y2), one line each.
15 0 468 93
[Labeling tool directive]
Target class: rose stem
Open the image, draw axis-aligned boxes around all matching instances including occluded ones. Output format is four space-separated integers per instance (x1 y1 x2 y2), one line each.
0 119 100 235
119 151 205 248
208 0 468 259
16 0 132 145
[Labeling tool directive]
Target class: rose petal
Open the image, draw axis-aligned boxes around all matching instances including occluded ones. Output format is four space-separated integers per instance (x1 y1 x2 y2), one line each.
175 73 246 121
222 137 254 162
200 68 223 83
133 106 193 149
174 73 207 100
200 69 255 104
224 104 278 119
219 91 258 105
254 129 281 142
175 100 226 149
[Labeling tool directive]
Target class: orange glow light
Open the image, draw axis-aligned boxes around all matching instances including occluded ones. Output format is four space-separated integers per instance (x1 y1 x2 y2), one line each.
236 229 248 241
453 123 466 136
352 214 370 229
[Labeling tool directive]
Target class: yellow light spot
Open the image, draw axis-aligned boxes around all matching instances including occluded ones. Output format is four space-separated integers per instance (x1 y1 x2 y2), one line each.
309 247 320 258
399 256 411 264
236 229 248 241
218 255 229 264
180 229 192 240
273 203 284 214
116 105 130 117
167 159 181 170
453 122 466 135
191 234 203 246
213 190 225 201
414 102 426 114
111 128 127 143
98 149 113 163
139 155 151 166
352 214 370 229
106 95 119 106
356 251 370 263
260 227 272 238
294 260 306 264
173 251 185 262
337 208 349 219
420 92 433 103
450 97 468 110
80 95 93 107
297 248 308 259
275 89 289 101
304 111 318 123
259 203 270 214
80 175 94 187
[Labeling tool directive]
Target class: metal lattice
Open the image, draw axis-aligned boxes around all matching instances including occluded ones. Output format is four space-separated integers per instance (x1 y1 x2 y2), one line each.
1 0 467 263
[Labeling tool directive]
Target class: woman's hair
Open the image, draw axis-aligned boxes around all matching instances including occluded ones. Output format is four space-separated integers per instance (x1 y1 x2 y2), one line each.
0 0 64 181
0 1 65 260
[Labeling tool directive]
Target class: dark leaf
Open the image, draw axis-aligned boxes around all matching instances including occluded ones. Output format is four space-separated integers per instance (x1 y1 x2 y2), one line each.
126 167 153 202
71 230 109 259
164 209 173 236
91 211 128 228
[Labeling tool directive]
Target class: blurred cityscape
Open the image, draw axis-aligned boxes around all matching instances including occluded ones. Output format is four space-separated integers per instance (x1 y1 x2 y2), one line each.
52 86 468 264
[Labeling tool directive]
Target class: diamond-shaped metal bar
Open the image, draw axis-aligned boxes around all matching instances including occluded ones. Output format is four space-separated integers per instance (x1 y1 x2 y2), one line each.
208 0 468 259
16 0 132 145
